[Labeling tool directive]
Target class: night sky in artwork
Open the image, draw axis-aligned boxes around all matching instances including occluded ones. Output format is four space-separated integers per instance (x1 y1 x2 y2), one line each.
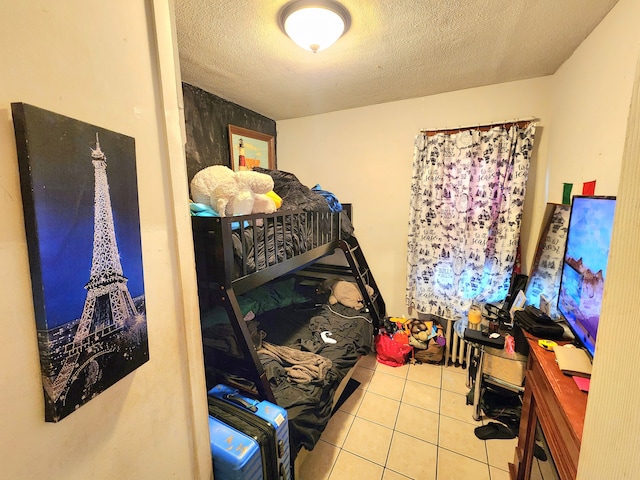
18 105 145 329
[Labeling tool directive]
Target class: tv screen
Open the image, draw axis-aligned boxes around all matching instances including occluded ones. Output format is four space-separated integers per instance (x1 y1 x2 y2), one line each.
557 196 616 357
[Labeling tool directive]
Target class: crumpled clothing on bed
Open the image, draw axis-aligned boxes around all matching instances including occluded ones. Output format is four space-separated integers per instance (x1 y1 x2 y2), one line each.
257 341 332 384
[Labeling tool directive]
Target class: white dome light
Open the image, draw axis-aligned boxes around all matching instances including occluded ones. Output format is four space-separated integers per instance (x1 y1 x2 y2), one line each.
279 1 351 53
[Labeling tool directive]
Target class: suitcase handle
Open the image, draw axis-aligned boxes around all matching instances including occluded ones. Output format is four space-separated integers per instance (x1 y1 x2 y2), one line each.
224 393 258 412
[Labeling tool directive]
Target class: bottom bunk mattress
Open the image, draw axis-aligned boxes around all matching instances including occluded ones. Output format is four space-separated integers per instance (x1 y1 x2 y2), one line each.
200 285 374 455
255 301 374 453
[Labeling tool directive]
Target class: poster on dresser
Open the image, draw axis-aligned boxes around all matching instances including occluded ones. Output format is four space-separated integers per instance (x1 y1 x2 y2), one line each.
524 203 571 318
12 103 148 422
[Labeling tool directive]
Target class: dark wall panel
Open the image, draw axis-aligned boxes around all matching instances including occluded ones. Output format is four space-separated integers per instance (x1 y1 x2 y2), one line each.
183 83 277 184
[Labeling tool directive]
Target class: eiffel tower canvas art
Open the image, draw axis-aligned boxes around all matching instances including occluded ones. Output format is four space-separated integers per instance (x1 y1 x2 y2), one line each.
12 103 148 422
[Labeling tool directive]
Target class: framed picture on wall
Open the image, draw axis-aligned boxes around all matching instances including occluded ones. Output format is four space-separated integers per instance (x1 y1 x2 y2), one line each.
12 103 149 422
228 125 275 171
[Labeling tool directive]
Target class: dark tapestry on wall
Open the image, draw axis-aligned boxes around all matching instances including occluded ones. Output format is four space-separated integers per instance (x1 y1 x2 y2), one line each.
182 83 277 183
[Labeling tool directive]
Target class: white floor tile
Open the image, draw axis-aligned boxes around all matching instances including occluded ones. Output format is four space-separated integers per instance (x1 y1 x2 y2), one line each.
299 440 340 480
376 361 410 379
357 391 401 429
394 402 439 445
407 362 442 387
401 379 441 413
486 436 518 470
439 389 481 425
382 469 412 480
327 450 384 480
437 448 491 480
438 415 488 463
386 431 437 480
368 370 406 401
322 410 355 448
489 466 511 480
441 366 471 395
303 348 518 480
342 417 394 466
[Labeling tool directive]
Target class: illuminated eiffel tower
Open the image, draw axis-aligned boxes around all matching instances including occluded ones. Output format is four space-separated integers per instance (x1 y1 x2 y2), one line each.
44 133 138 402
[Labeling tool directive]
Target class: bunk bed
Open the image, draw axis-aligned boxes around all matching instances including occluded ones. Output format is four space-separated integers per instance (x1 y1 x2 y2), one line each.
191 173 386 468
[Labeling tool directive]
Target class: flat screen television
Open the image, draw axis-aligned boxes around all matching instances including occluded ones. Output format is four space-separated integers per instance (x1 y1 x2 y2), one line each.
557 195 616 358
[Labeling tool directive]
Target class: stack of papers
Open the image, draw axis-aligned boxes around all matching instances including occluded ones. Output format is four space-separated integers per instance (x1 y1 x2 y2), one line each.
554 346 592 378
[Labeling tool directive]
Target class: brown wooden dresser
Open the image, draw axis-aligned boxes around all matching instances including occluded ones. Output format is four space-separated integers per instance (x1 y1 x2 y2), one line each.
509 335 588 480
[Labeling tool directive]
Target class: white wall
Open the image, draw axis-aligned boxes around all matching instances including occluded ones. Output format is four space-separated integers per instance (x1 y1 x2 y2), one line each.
278 78 552 317
547 0 640 201
578 53 640 480
0 1 211 479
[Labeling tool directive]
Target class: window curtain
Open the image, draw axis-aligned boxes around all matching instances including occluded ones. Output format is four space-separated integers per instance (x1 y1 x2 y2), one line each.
406 123 536 320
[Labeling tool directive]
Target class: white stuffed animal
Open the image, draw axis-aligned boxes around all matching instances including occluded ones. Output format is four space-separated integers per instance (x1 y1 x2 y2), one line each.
190 165 276 216
252 192 278 215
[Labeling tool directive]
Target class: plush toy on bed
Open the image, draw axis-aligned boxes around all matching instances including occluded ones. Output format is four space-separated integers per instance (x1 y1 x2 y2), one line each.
317 279 374 311
190 165 279 216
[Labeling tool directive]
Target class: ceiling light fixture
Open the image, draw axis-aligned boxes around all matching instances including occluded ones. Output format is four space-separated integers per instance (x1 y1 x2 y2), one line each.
279 0 351 53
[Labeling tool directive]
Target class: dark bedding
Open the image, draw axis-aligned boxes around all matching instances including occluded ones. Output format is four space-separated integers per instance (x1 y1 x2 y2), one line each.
254 167 354 237
254 167 331 212
231 213 315 274
257 301 373 453
201 281 374 454
227 168 354 276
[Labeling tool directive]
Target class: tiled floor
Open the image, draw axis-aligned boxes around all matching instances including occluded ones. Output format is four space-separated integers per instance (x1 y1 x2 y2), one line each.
298 352 516 480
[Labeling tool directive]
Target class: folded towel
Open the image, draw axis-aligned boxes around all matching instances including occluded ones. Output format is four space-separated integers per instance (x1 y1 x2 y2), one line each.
257 342 332 384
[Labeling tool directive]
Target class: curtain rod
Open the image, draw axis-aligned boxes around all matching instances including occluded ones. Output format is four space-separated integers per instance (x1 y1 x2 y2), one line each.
420 116 538 134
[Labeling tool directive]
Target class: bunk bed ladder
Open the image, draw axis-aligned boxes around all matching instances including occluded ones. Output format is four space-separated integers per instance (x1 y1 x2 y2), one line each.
338 235 386 327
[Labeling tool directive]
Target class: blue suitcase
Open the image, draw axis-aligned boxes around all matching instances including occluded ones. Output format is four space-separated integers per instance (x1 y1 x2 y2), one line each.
208 415 264 479
208 384 291 480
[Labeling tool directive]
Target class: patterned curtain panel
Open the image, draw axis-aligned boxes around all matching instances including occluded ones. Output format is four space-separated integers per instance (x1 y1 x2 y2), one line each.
406 123 536 320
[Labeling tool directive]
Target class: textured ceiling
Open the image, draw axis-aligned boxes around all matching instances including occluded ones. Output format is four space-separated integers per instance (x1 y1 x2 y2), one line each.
175 0 619 121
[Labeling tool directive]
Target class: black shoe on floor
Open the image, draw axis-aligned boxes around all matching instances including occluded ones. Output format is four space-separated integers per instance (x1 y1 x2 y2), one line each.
474 422 516 440
533 443 548 461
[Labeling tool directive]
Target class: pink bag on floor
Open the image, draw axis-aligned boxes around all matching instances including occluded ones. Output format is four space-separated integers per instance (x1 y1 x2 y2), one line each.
375 333 412 367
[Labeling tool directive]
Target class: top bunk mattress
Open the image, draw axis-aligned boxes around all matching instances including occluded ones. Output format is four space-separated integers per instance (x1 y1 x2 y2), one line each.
191 166 354 292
